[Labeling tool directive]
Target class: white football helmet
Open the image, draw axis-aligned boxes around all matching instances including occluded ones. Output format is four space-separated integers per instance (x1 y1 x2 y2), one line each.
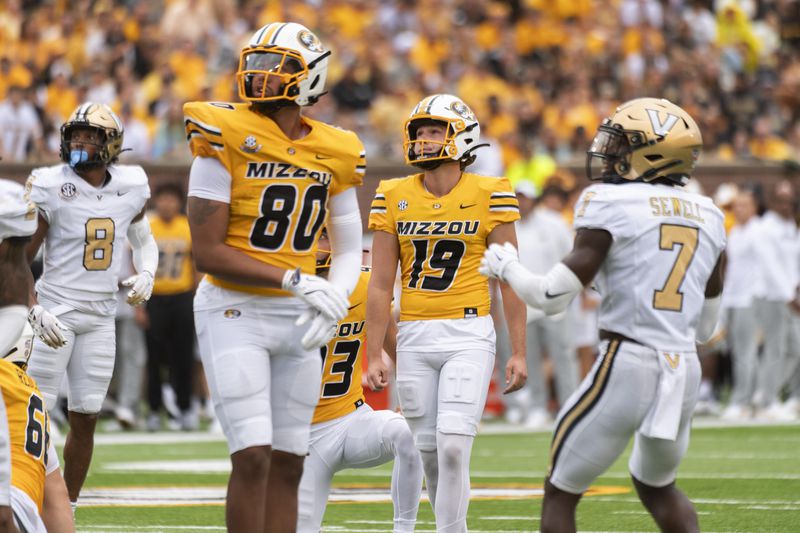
404 94 483 170
237 22 330 107
4 322 33 367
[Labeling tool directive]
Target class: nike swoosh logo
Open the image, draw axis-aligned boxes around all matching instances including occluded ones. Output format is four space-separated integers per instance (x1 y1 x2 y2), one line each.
545 290 569 299
117 191 129 196
460 203 476 209
315 154 332 160
348 303 361 311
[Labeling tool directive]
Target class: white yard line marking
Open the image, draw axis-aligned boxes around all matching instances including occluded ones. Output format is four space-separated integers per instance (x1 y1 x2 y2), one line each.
598 496 800 506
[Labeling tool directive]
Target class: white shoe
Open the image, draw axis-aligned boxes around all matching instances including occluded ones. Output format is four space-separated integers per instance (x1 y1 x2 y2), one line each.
208 417 224 435
782 397 800 416
524 408 552 430
180 411 199 431
720 404 750 421
115 406 136 429
758 402 797 422
694 399 721 416
504 407 524 425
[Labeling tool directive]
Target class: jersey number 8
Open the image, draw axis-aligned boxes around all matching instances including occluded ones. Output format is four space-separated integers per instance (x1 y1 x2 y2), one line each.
83 218 115 271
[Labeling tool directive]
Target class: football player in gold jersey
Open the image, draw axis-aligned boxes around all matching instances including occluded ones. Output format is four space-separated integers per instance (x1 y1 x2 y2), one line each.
297 232 423 533
185 22 364 533
2 326 74 533
366 94 528 532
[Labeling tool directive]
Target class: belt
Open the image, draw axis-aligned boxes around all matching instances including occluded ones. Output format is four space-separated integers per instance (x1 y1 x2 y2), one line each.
599 329 644 347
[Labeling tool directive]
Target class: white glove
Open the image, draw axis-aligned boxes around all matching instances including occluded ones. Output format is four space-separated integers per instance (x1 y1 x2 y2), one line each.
27 305 68 348
479 242 521 282
122 271 154 306
282 268 348 322
296 309 339 350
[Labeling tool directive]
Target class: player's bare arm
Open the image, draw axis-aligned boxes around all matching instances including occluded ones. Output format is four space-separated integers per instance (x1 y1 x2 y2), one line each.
187 196 286 287
0 237 31 309
365 230 399 391
561 228 613 286
487 221 528 394
383 316 398 364
42 469 75 533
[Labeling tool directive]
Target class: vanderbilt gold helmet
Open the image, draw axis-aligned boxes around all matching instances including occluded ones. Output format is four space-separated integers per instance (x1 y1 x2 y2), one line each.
404 94 485 170
60 102 124 168
237 22 330 107
586 97 702 185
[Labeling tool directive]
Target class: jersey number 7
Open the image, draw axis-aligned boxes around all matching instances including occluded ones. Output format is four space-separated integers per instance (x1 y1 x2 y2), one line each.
653 223 699 312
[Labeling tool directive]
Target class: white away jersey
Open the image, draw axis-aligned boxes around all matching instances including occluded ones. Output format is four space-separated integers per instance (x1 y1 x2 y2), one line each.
573 182 726 351
26 164 150 311
0 179 37 242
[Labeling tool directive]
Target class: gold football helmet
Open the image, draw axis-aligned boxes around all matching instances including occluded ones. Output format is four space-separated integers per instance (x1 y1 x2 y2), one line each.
237 22 330 107
60 102 124 167
586 98 702 185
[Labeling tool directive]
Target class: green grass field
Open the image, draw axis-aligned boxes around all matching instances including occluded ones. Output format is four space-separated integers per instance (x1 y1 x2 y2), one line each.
70 422 800 532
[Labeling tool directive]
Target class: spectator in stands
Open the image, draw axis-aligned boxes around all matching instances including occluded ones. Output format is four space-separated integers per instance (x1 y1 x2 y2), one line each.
0 85 41 162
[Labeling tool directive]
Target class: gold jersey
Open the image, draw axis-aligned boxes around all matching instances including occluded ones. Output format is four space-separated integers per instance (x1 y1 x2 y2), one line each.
183 102 365 297
151 213 194 295
312 268 370 425
369 172 519 321
0 360 50 513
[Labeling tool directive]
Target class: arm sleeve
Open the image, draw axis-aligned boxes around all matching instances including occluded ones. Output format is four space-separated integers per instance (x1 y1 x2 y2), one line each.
187 157 232 203
327 187 362 296
487 177 520 232
504 261 584 315
0 397 10 506
127 215 159 275
367 180 395 234
696 295 721 344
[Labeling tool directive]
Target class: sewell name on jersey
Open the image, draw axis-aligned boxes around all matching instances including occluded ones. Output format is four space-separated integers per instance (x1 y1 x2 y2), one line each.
649 196 706 224
396 220 480 236
245 161 332 186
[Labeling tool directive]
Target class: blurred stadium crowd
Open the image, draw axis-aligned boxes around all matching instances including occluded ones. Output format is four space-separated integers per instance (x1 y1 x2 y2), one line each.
0 0 798 172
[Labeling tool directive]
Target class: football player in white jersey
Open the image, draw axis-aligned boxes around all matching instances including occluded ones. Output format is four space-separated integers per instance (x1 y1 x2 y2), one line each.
481 98 726 533
0 177 38 533
24 103 158 510
185 23 362 533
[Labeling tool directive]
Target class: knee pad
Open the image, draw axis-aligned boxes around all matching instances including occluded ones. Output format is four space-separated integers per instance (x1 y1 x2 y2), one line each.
437 411 478 437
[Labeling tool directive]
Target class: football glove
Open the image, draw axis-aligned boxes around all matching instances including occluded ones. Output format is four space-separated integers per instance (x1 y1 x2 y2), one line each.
479 242 520 282
122 271 154 306
282 268 348 322
27 305 68 348
296 309 338 350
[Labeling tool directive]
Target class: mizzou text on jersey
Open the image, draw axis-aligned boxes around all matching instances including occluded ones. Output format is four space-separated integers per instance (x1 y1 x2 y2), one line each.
368 172 519 320
183 101 365 297
313 268 370 425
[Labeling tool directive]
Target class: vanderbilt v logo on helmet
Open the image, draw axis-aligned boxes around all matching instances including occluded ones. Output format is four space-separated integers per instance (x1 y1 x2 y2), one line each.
404 94 485 170
586 97 702 185
60 102 124 167
237 22 330 107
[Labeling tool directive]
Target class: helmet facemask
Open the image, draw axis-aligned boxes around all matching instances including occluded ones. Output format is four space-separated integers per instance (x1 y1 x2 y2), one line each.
60 124 116 170
237 48 308 109
586 120 641 182
405 117 476 170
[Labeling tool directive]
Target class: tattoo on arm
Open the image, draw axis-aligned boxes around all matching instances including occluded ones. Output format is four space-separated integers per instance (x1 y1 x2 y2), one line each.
188 198 222 226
